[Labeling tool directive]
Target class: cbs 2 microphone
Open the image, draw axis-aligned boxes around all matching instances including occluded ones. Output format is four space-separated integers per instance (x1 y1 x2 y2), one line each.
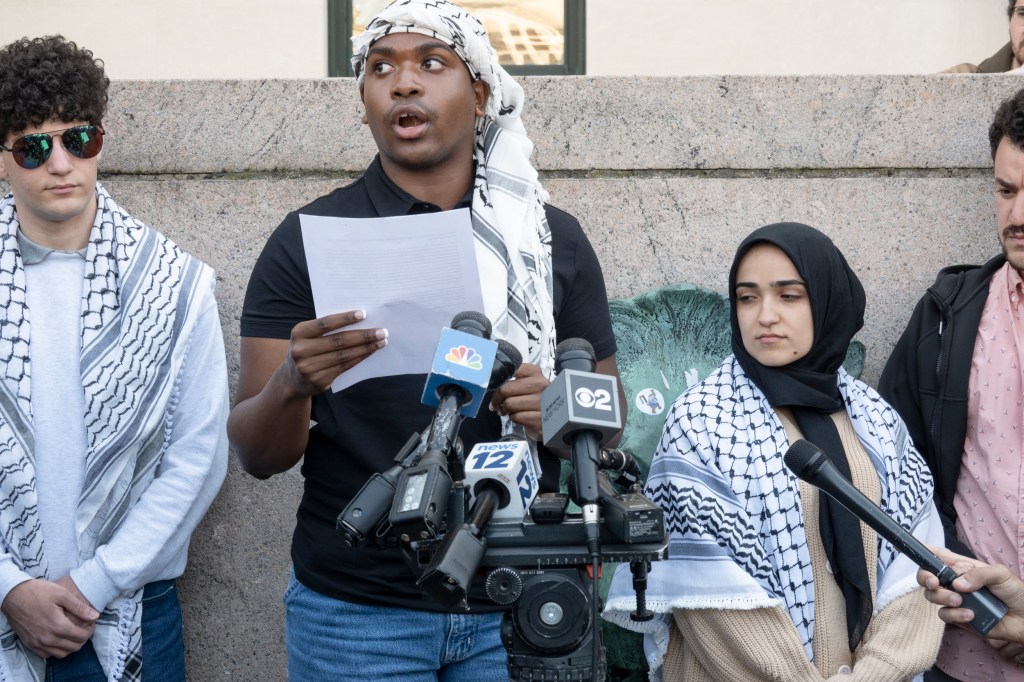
540 339 622 554
784 439 1008 636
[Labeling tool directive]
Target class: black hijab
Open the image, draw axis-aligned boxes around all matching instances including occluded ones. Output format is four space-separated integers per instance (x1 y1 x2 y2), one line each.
729 222 871 652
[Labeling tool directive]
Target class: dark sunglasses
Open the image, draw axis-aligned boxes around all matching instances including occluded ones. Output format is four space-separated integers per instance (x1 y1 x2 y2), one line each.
0 124 104 170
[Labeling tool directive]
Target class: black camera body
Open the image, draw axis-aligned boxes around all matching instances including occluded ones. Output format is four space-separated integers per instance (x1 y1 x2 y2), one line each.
408 488 666 682
339 440 666 682
336 332 665 681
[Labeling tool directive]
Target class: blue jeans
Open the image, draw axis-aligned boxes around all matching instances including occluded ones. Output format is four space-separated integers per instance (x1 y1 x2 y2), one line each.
284 570 509 681
45 579 185 682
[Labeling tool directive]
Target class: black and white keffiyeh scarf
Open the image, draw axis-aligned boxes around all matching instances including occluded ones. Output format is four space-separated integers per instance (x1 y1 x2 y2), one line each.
603 356 939 674
0 183 213 681
351 0 557 380
729 223 876 651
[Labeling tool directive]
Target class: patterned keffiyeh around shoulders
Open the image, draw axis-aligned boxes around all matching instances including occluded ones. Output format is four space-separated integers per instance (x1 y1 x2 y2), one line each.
603 354 940 676
0 183 214 681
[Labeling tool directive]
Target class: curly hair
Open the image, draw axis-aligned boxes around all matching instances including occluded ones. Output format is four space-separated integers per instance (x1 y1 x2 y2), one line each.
989 88 1024 159
0 35 109 144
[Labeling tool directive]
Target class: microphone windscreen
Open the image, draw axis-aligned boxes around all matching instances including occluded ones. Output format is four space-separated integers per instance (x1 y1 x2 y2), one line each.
451 311 492 339
488 340 523 390
496 339 523 371
554 338 596 373
783 439 825 481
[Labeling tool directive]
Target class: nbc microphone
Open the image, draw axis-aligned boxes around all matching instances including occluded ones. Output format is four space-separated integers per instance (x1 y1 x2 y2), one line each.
420 311 498 419
784 439 1008 636
540 339 622 555
390 312 498 540
415 341 525 607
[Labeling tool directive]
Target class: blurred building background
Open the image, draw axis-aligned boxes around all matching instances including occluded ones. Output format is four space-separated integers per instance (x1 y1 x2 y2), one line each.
0 0 1013 79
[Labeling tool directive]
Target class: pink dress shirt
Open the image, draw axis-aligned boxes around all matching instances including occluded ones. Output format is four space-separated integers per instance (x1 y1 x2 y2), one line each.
938 262 1024 681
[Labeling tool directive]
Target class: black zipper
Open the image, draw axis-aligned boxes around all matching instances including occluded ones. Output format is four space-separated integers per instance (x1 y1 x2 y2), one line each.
926 287 954 442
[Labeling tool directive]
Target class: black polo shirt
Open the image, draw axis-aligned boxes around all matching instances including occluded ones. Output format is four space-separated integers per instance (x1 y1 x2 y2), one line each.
241 156 617 611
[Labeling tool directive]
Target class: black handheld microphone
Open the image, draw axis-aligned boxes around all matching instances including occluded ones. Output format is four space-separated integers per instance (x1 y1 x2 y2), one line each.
784 439 1008 636
490 339 522 392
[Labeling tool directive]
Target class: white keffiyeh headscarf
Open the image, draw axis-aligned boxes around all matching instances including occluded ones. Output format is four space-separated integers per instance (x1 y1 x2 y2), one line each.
352 0 557 379
0 183 213 681
603 356 941 678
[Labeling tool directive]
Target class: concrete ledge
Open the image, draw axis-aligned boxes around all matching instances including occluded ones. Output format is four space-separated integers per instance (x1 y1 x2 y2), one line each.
104 75 1024 174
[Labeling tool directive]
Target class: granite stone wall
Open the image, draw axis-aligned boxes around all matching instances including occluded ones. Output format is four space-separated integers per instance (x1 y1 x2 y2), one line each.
48 75 1024 679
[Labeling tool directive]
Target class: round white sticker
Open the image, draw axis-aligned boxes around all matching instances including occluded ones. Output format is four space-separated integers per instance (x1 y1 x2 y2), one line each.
634 388 665 416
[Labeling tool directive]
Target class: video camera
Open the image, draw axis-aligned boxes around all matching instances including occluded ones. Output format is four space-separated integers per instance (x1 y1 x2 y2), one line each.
337 315 667 682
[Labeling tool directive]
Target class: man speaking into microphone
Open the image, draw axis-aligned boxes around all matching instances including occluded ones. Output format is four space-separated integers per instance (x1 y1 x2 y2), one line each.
227 2 622 679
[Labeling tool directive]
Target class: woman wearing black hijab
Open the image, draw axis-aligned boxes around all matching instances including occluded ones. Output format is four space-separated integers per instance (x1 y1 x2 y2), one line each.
605 223 944 681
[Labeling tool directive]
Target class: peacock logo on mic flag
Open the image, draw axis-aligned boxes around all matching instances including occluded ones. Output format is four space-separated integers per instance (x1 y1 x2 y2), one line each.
446 345 484 370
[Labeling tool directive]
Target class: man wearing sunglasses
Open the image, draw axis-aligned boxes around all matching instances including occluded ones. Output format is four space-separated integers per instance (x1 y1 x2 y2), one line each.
229 1 621 679
0 36 228 681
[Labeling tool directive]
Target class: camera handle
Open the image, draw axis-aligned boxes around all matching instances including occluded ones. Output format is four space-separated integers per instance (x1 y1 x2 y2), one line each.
629 559 654 622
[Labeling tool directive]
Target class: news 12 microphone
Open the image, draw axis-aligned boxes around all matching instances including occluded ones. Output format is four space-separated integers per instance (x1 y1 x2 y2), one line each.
784 439 1008 636
418 436 538 609
541 339 622 556
465 438 539 522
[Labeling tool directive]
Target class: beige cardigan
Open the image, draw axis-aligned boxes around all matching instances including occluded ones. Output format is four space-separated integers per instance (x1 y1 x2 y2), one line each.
663 410 943 682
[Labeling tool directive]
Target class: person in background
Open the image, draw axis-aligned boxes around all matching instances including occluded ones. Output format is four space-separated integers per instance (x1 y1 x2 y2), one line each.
880 86 1024 681
946 0 1024 73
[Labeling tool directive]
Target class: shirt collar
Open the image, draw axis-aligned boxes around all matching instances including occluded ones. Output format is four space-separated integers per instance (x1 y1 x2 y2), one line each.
16 230 88 265
1005 261 1024 299
364 155 473 216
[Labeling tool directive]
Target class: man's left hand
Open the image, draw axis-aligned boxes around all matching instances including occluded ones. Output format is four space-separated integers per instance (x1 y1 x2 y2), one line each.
489 362 548 441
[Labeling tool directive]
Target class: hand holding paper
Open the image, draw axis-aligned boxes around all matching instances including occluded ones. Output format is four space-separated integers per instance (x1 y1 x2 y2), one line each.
300 208 485 392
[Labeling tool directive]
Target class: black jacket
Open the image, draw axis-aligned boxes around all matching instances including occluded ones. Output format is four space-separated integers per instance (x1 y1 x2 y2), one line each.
878 254 1007 556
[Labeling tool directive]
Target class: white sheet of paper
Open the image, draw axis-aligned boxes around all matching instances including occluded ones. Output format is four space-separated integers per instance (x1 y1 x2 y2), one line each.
300 208 484 392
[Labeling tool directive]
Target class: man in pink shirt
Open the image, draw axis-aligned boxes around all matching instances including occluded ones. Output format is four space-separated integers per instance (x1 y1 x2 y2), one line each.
880 88 1024 681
